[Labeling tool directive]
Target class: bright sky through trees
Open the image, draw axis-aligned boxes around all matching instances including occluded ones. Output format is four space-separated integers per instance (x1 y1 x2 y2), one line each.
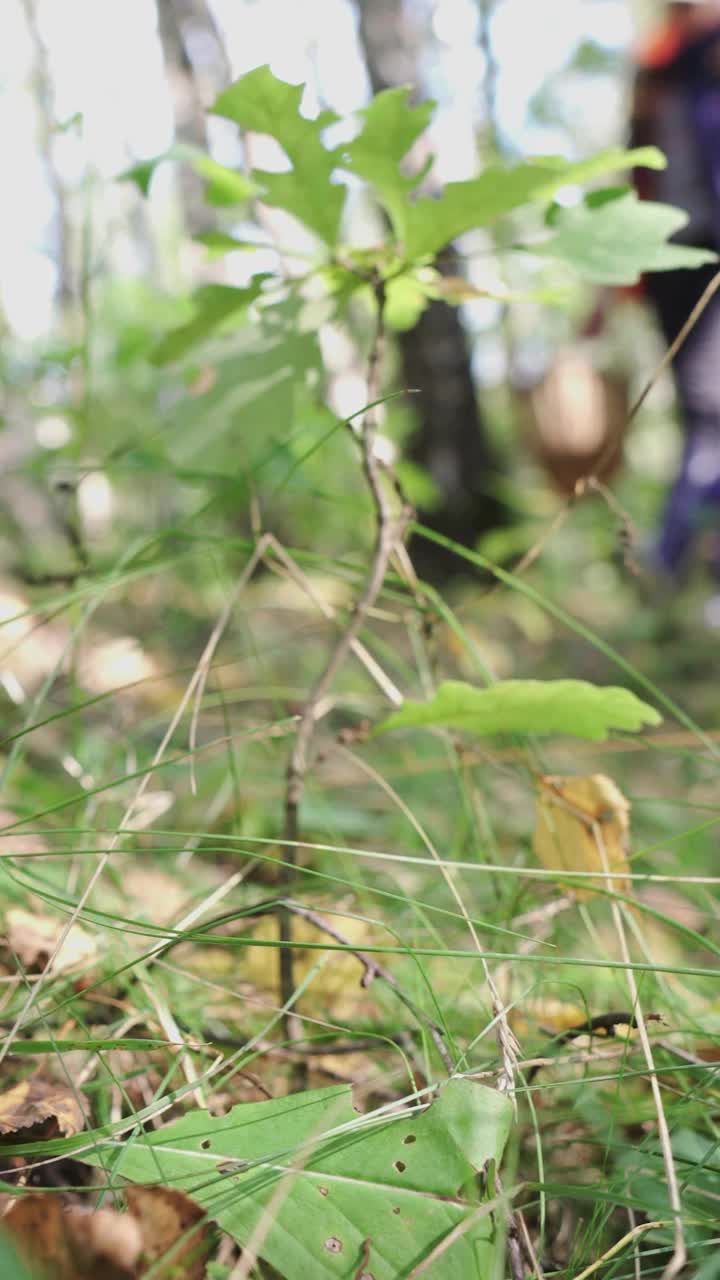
0 0 633 339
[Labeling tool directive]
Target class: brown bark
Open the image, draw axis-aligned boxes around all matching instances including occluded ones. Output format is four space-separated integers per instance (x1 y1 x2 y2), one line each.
356 0 507 581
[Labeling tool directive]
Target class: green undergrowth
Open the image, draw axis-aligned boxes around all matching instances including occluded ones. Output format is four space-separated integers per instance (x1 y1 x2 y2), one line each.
1 63 719 1280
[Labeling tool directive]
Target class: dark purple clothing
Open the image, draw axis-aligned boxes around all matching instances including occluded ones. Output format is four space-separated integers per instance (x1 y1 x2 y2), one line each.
645 263 720 578
632 23 720 578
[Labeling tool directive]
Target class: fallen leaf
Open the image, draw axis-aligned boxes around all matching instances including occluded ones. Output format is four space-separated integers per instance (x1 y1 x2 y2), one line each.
0 812 48 858
0 1078 86 1139
533 774 631 899
241 909 376 1020
122 869 187 925
3 1195 140 1279
2 1194 77 1277
126 1186 210 1279
6 909 96 975
1 1187 209 1279
69 1205 144 1275
510 998 588 1039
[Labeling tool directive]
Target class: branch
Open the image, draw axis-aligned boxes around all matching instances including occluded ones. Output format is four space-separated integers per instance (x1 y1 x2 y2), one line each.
279 277 412 1051
281 899 453 1074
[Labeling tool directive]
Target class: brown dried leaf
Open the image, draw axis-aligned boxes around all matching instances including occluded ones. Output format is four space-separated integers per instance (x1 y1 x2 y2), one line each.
0 1078 86 1140
533 773 631 900
2 1187 209 1279
6 909 96 975
126 1186 210 1279
3 1195 141 1279
66 1205 143 1276
2 1194 76 1277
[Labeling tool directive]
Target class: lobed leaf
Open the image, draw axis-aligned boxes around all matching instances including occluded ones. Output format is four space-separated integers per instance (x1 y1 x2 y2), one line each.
534 190 718 283
377 679 662 741
150 278 270 365
400 146 668 260
342 88 434 242
212 65 345 245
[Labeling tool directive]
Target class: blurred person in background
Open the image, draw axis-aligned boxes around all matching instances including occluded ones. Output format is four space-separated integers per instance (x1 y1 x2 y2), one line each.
629 0 720 622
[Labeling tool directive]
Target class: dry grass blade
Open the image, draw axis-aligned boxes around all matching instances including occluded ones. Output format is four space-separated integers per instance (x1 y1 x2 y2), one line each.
0 538 271 1069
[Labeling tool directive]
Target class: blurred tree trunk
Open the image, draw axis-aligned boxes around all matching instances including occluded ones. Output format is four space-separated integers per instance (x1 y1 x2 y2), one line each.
20 0 73 310
155 0 231 236
356 0 507 582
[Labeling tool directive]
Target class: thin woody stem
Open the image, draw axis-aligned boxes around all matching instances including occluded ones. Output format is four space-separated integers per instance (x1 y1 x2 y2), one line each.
279 277 412 1055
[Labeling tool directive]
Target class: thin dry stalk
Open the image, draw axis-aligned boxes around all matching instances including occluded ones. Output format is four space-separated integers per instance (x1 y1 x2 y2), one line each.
262 533 403 706
337 744 520 1095
626 267 720 426
279 279 412 1041
404 1191 513 1279
279 898 453 1073
592 820 686 1280
572 1220 669 1280
499 266 720 589
0 538 272 1067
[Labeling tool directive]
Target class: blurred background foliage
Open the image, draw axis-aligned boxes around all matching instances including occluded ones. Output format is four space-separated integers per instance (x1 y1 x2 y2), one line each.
2 4 720 1276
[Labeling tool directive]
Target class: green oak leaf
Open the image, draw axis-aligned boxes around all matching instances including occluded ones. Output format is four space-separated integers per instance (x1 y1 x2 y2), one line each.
377 679 662 741
150 278 270 365
342 88 434 242
534 190 718 283
211 65 345 246
401 146 667 261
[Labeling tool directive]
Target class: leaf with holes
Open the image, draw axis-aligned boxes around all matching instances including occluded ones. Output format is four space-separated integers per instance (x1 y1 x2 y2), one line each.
377 679 661 741
86 1078 512 1280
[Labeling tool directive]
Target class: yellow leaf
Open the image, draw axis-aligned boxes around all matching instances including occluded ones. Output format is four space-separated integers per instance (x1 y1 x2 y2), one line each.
533 773 631 899
510 998 588 1039
242 910 375 1020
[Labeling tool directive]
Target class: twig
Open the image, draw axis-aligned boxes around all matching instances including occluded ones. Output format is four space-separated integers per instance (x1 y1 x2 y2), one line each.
262 532 403 705
498 266 720 589
517 1207 545 1280
507 1216 525 1280
279 277 412 1049
279 899 454 1073
626 267 720 427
